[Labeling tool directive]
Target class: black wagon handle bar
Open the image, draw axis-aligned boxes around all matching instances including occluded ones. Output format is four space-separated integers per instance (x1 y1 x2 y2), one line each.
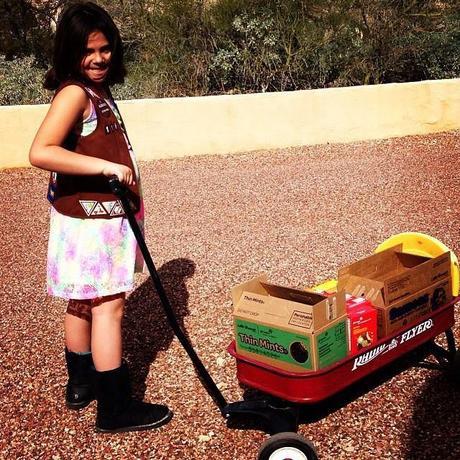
108 176 228 411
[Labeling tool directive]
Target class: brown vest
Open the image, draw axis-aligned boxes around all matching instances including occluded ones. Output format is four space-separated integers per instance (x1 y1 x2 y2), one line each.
47 81 140 219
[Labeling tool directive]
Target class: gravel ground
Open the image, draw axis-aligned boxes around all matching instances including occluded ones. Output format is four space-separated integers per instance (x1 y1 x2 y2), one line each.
1 130 459 460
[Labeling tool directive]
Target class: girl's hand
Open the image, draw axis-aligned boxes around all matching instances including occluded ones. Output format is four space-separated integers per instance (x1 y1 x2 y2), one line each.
102 163 135 186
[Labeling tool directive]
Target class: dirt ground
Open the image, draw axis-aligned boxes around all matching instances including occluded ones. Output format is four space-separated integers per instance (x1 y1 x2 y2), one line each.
1 130 459 459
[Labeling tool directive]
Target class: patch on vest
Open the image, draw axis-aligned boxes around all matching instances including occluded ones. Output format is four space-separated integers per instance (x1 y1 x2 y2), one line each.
105 123 119 134
79 200 125 217
47 172 58 203
97 100 111 118
102 200 124 216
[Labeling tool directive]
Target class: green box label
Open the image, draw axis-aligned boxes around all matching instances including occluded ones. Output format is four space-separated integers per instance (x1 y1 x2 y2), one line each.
235 319 313 370
317 320 347 368
236 319 348 370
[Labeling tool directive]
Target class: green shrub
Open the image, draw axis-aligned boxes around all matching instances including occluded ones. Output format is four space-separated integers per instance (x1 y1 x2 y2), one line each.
0 0 56 63
209 11 282 92
131 0 212 97
0 55 50 105
0 0 458 105
416 10 460 80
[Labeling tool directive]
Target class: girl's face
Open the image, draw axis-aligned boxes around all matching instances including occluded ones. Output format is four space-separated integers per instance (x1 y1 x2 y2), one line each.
80 30 112 84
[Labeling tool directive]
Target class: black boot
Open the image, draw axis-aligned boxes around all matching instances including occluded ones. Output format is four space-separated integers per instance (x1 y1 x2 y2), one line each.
95 362 173 433
65 348 95 409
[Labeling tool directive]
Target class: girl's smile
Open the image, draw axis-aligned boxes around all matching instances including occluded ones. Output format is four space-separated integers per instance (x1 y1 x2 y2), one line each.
81 30 112 84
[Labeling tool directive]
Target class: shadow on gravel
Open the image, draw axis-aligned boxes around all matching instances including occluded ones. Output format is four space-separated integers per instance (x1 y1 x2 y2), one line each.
122 257 195 399
232 345 435 434
295 345 433 425
405 372 460 460
232 343 460 458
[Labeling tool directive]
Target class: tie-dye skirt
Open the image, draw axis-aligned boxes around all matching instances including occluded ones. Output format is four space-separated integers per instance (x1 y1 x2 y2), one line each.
46 205 145 300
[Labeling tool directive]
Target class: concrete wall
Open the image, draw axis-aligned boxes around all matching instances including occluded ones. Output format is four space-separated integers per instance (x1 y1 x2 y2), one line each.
1 78 459 169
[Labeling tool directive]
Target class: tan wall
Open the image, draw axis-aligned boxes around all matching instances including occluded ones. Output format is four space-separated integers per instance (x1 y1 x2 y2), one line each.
1 78 459 169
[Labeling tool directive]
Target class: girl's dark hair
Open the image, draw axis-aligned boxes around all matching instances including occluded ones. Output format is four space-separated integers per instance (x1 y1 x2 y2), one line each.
44 1 126 90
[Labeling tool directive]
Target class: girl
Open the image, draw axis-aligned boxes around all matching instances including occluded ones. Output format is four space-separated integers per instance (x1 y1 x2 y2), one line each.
29 1 172 433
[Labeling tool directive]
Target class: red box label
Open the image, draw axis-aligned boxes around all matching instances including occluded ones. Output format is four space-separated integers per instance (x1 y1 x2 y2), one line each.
346 296 378 355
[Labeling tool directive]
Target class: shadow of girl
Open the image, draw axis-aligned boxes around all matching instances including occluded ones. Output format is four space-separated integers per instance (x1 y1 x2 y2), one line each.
405 372 460 460
122 258 195 399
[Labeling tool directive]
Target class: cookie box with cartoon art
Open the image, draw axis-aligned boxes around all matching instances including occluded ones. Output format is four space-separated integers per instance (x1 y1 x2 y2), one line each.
231 275 348 372
346 295 378 355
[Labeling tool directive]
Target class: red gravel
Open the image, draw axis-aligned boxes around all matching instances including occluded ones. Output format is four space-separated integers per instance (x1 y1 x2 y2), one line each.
1 131 459 459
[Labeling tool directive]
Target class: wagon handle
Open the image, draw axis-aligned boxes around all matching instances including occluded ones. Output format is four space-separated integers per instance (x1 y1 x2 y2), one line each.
108 175 228 411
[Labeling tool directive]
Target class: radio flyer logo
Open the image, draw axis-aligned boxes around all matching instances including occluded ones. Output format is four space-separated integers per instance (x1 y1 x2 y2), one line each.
352 318 434 371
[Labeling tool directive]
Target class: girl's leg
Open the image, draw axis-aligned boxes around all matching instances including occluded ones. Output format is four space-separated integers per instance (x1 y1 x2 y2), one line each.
91 293 125 371
64 299 94 409
65 300 92 352
91 293 172 432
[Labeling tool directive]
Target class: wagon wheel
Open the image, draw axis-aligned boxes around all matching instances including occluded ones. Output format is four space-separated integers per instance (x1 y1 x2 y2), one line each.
258 432 318 460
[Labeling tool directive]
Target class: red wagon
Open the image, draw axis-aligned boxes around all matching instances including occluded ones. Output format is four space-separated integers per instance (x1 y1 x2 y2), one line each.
227 297 459 459
229 298 458 404
225 230 460 459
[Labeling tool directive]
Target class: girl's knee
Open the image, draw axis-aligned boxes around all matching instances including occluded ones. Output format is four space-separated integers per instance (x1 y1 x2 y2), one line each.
91 293 125 320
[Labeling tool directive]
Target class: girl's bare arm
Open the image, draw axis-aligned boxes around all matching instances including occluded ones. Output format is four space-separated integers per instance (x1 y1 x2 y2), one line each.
29 85 134 185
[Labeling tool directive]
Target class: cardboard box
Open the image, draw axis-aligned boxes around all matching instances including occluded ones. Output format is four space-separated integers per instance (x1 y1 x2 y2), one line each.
375 277 451 336
232 275 348 372
337 245 452 337
346 295 378 354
